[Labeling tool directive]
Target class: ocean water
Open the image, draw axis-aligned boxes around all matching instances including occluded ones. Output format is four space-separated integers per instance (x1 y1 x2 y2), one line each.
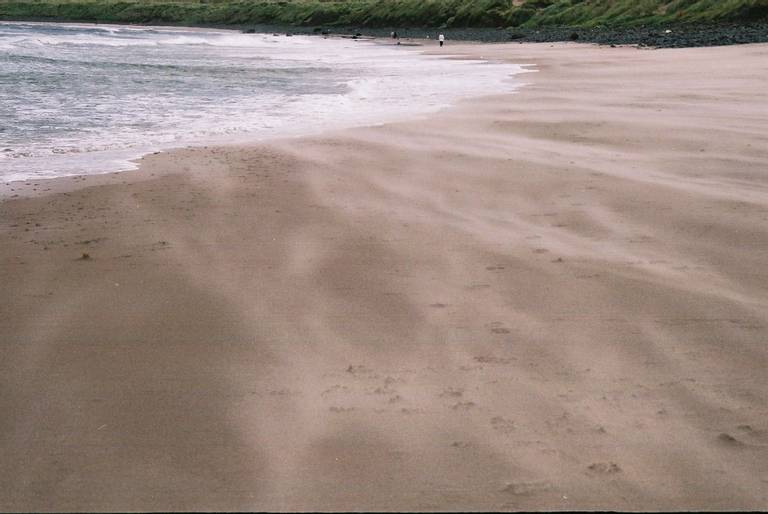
0 21 523 182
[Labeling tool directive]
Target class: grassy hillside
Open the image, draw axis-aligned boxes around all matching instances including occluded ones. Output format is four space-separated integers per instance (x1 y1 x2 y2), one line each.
1 0 767 29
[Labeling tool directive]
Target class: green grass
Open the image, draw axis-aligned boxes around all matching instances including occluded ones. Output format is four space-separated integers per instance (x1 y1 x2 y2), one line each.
1 0 767 28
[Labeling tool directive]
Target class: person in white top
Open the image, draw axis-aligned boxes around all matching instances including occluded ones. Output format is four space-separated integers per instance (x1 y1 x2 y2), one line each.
438 34 445 47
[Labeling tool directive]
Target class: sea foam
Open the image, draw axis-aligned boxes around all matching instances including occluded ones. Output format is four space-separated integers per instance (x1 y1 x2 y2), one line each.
1 21 524 182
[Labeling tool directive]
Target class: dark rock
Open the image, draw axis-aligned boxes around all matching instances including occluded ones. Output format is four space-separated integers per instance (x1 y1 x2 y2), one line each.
229 21 768 49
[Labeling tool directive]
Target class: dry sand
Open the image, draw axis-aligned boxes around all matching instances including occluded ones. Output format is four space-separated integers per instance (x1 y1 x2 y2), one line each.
1 41 768 511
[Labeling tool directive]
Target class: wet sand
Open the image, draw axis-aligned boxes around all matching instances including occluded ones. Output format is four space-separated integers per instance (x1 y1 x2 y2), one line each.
1 42 768 511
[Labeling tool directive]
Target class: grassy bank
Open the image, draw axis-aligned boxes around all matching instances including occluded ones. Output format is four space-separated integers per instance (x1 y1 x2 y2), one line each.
1 0 767 29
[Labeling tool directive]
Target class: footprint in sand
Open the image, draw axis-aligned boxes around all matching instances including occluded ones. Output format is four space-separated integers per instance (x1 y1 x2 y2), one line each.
321 384 350 396
586 462 621 475
474 356 514 365
329 406 355 413
491 416 515 434
500 480 552 496
346 364 372 374
383 375 404 385
439 388 464 398
737 424 768 442
268 389 300 397
489 321 511 334
717 432 745 447
575 273 601 279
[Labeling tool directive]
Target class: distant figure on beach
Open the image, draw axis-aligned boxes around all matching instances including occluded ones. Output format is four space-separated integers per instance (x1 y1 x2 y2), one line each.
439 34 445 47
391 31 398 40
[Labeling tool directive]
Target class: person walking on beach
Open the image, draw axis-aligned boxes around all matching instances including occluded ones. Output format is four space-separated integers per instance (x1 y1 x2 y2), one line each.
438 33 445 47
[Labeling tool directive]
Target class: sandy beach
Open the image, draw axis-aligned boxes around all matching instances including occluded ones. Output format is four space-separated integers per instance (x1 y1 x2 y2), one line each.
2 41 768 511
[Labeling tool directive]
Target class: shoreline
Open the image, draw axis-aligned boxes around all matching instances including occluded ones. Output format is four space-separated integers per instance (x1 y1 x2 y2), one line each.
0 23 530 190
1 25 528 199
2 41 768 511
3 16 768 48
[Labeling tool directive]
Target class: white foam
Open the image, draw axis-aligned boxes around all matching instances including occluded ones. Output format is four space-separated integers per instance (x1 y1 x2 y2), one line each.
1 22 525 182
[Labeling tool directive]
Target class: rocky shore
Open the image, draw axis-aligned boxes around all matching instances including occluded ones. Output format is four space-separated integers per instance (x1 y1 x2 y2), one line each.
3 13 767 48
253 22 768 48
